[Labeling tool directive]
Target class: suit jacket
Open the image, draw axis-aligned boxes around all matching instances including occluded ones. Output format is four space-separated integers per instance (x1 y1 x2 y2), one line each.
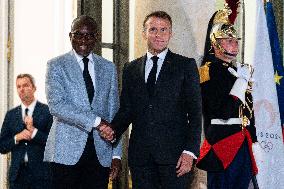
112 50 202 166
44 51 122 167
0 101 52 182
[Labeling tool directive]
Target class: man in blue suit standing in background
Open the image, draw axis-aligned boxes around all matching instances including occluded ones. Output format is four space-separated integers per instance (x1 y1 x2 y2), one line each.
44 15 122 189
0 74 53 189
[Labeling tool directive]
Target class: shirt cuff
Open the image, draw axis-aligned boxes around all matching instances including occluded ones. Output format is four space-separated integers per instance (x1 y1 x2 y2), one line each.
93 117 101 128
31 128 38 139
14 135 18 144
112 156 121 160
182 150 197 159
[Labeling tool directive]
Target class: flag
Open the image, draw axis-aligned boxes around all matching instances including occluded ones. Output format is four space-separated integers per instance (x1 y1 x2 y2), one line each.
266 1 284 141
244 0 284 188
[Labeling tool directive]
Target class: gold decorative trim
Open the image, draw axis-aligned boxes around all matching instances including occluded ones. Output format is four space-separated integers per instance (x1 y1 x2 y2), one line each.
199 62 211 83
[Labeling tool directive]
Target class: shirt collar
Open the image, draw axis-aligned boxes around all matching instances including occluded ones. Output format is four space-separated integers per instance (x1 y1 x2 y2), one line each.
72 49 94 64
146 48 168 62
21 100 37 113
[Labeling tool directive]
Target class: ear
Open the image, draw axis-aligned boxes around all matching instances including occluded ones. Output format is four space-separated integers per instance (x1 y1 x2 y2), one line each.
69 32 72 40
95 31 101 42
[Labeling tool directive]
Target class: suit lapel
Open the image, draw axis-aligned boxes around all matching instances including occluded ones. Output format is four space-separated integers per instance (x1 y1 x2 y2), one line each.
138 55 149 97
67 51 85 83
139 55 147 84
32 102 41 128
65 51 90 105
154 50 173 96
15 106 25 132
91 54 103 107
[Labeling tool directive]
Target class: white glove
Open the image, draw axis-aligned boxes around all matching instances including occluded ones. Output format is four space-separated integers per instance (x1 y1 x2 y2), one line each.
230 78 248 104
229 64 251 104
228 67 238 77
228 64 251 81
237 64 251 81
252 142 264 171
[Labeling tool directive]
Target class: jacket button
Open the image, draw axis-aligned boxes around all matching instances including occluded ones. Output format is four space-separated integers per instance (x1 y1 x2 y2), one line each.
149 104 153 109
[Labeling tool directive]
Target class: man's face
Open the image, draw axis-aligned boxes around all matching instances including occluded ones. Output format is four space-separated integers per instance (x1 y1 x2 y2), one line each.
69 21 97 57
143 17 172 55
217 38 239 61
16 77 36 104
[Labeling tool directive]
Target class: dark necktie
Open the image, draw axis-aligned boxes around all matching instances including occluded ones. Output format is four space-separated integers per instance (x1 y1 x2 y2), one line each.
25 108 29 116
82 57 95 104
24 108 29 146
147 56 159 97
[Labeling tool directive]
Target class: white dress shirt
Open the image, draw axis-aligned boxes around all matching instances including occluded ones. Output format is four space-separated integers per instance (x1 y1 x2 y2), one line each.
21 100 38 139
145 49 168 82
14 100 38 162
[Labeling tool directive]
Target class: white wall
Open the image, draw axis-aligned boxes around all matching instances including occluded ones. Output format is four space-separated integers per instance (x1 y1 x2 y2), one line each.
133 0 216 64
13 0 76 105
0 1 10 188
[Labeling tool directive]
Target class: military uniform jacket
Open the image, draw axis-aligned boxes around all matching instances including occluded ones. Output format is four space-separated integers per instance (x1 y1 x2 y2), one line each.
196 57 257 172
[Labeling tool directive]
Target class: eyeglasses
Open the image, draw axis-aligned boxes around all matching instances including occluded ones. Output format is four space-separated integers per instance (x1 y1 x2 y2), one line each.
146 27 171 35
70 32 96 40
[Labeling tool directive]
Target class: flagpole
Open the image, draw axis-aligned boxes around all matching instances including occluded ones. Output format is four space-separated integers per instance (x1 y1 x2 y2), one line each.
241 0 245 64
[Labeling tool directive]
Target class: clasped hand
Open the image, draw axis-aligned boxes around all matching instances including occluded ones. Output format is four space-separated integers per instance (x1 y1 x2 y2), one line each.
15 116 35 142
24 116 35 133
97 119 115 142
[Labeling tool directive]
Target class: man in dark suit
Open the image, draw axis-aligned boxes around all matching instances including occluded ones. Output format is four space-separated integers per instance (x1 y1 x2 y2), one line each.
0 74 53 189
100 11 202 189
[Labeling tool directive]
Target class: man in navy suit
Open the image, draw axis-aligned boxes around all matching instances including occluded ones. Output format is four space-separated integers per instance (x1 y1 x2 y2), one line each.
0 74 53 189
100 11 202 189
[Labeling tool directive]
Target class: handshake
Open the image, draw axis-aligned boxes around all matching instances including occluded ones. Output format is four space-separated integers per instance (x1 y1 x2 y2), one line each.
96 119 116 142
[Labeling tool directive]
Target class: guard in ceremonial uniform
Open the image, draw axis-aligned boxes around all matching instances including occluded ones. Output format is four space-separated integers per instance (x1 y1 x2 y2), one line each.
196 6 261 189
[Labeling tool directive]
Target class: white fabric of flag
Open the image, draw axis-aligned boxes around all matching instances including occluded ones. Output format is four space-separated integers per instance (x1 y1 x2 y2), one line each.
244 0 284 188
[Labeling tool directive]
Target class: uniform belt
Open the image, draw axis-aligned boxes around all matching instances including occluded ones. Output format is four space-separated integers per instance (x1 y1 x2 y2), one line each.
211 118 242 125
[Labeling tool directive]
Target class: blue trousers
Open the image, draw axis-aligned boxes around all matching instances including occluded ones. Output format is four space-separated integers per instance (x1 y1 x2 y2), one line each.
207 142 253 189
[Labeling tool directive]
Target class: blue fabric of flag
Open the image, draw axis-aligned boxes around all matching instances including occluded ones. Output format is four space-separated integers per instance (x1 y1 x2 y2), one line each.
266 2 284 131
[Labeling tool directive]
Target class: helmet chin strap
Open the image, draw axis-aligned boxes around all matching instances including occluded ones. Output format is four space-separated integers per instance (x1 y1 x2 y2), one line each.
224 51 237 57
